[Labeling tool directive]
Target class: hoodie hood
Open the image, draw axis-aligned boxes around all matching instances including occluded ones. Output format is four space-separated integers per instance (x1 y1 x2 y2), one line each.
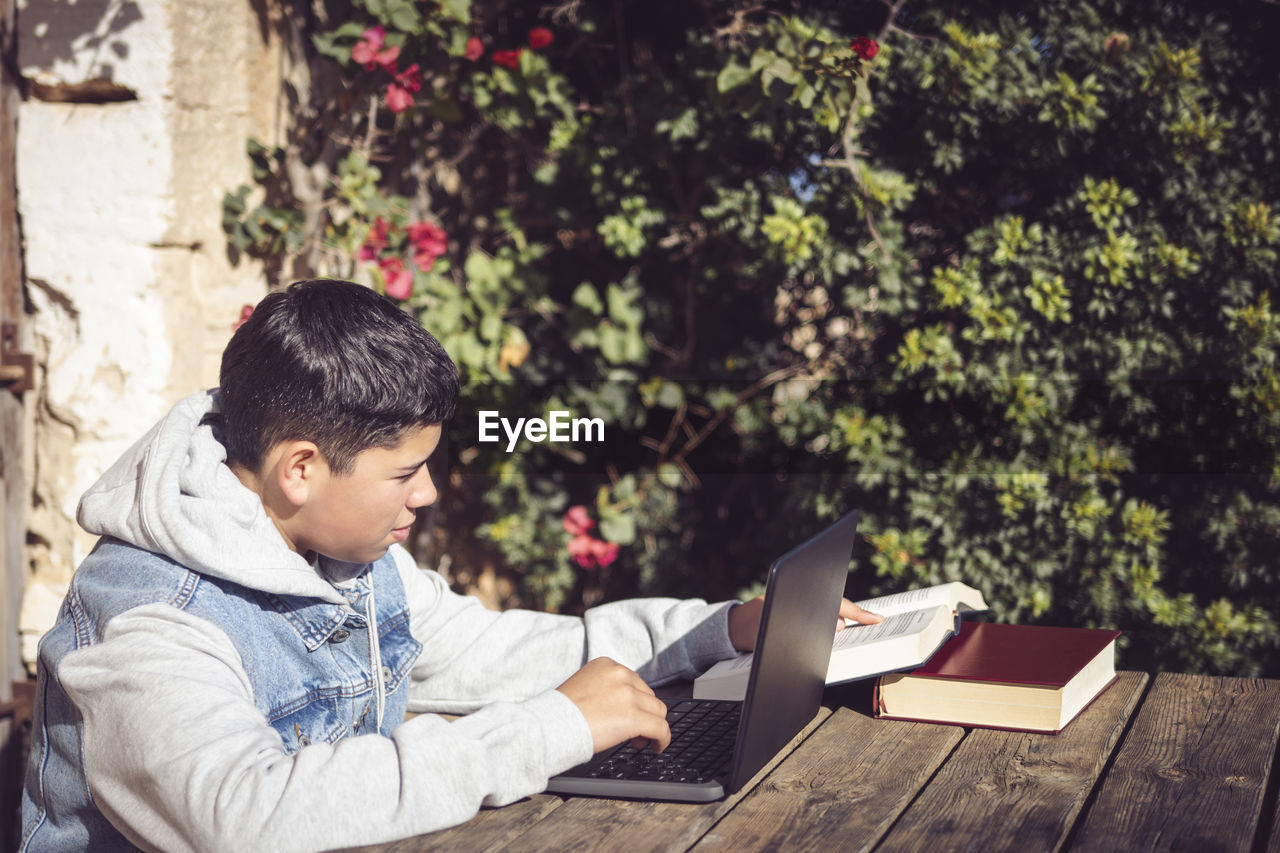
77 391 348 604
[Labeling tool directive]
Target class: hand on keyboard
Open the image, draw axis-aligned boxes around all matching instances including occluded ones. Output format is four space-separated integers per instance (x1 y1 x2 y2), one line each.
556 656 672 754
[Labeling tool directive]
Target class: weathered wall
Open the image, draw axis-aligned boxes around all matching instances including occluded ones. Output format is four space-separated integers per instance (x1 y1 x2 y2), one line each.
15 0 279 670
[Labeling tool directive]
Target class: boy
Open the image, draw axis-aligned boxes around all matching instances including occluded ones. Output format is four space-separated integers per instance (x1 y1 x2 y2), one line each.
21 280 876 851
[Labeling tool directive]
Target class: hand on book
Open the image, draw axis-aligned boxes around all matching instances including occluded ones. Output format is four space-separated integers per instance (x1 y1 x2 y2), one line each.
728 596 884 652
556 656 673 755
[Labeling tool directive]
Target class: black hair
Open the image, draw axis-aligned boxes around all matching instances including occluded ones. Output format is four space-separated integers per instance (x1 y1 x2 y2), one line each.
218 279 459 475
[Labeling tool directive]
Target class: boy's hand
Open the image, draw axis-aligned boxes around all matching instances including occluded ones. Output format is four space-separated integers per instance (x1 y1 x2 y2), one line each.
727 596 884 652
557 657 672 754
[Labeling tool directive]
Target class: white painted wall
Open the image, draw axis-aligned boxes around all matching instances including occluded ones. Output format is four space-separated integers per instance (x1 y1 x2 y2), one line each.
15 0 278 669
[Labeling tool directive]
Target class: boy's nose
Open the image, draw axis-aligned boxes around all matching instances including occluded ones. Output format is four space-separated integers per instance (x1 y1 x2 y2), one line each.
408 471 437 508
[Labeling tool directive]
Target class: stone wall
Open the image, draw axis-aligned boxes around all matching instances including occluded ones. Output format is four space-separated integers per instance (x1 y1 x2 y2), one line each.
14 0 279 670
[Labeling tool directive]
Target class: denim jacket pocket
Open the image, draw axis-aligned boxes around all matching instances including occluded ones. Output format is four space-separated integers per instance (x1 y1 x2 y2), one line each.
271 696 354 753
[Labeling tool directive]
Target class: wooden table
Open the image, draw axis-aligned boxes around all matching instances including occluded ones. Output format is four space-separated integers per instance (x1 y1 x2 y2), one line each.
343 672 1280 852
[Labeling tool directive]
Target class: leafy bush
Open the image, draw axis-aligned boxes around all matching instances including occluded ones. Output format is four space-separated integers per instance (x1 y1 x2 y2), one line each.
224 0 1280 676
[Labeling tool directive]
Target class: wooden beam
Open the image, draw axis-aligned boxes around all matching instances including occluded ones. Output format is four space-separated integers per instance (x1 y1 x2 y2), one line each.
1072 672 1280 852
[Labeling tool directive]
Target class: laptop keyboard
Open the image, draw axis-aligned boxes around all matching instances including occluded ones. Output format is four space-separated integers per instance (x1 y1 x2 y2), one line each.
560 699 742 784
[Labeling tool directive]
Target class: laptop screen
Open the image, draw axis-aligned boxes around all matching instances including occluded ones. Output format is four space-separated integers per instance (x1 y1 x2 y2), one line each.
727 511 859 791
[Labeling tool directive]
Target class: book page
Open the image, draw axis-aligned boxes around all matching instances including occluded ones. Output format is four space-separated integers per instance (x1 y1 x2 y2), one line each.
853 584 958 618
832 607 940 650
851 581 987 620
704 653 752 675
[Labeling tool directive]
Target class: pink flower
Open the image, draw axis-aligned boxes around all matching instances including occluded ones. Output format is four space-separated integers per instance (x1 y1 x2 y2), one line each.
413 250 437 273
351 27 383 64
386 82 414 113
232 304 254 331
464 37 484 62
395 63 422 92
528 27 554 50
359 217 390 261
567 533 619 570
850 36 879 61
409 221 447 271
378 257 413 300
567 533 598 568
408 221 447 256
352 27 401 72
563 507 619 569
376 44 401 72
589 538 619 568
492 49 522 70
563 505 595 536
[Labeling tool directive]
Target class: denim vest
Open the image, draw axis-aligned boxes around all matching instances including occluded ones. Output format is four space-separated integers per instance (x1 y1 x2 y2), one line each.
20 538 423 852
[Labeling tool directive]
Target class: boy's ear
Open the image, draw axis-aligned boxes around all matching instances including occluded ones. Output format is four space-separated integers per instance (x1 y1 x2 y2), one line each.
273 440 325 507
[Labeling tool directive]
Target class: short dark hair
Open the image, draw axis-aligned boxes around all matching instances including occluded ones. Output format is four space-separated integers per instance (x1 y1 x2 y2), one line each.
219 279 459 475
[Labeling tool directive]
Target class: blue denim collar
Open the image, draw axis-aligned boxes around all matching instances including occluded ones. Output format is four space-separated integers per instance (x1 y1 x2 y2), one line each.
263 569 372 651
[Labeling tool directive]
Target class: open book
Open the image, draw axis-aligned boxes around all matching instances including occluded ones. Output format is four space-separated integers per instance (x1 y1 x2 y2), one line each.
693 581 988 701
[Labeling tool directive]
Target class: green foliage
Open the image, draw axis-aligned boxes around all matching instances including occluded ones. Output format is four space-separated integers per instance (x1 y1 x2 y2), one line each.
226 0 1280 675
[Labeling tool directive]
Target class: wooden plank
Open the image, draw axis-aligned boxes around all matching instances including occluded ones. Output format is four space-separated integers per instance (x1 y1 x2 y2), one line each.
1269 775 1280 853
332 794 564 853
1072 673 1280 852
689 705 964 852
487 707 833 853
875 670 1148 853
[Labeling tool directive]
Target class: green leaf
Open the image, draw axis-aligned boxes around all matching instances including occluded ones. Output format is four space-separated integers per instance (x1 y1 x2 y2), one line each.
440 0 470 24
606 284 643 327
464 251 496 289
388 1 420 33
657 463 683 489
571 282 604 315
717 62 753 93
599 513 636 545
479 312 502 342
599 325 626 363
655 380 684 409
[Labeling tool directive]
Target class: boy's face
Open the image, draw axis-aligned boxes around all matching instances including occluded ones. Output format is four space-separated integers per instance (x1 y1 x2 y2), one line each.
293 424 442 564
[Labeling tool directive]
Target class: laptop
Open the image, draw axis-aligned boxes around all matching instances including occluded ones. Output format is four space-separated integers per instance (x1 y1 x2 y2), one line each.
546 511 859 802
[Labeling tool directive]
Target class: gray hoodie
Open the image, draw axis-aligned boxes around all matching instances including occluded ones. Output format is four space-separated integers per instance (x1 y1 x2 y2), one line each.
30 392 737 851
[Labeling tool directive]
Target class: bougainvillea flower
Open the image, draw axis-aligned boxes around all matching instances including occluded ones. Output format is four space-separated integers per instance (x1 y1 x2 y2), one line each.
412 250 437 273
351 27 385 65
567 533 620 569
378 257 413 299
232 304 254 332
359 217 391 261
492 49 522 70
563 505 595 535
395 63 422 93
588 538 619 568
386 83 414 113
352 27 401 73
408 221 447 257
375 44 401 72
528 27 554 50
464 37 484 61
850 36 879 61
563 505 619 569
567 533 598 568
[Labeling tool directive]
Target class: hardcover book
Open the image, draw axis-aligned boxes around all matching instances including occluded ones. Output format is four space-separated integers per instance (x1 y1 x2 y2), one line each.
874 622 1121 733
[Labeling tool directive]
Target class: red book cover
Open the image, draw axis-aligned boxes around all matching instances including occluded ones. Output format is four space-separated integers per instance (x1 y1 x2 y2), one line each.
905 622 1121 686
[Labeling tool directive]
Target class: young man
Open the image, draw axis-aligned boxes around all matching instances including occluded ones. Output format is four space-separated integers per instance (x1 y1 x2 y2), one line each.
21 280 875 851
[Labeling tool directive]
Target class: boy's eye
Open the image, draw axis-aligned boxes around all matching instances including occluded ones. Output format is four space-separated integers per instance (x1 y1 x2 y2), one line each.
397 467 420 482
